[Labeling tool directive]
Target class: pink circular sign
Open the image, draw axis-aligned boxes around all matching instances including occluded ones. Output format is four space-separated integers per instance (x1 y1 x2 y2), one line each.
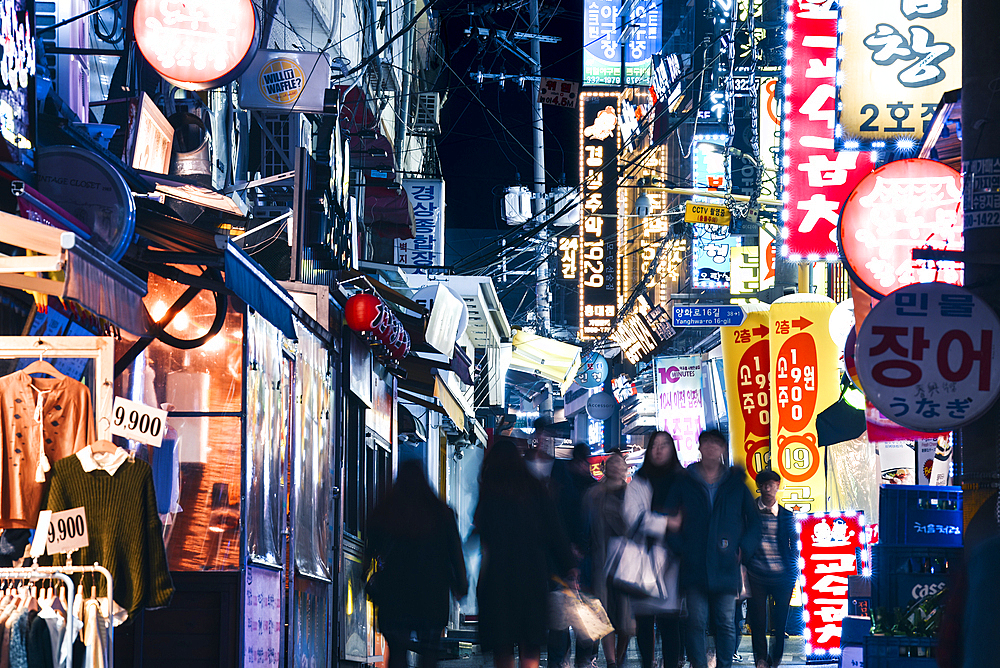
134 0 259 90
838 158 963 299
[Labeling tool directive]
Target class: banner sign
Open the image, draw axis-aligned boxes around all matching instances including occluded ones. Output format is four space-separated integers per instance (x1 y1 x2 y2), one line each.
836 0 961 149
580 93 619 339
238 50 332 112
798 512 866 658
654 355 705 466
855 283 1000 432
838 158 963 298
539 77 579 108
770 296 840 513
396 179 445 272
649 53 686 111
782 0 873 260
584 0 661 87
722 305 772 489
692 135 732 288
0 0 34 163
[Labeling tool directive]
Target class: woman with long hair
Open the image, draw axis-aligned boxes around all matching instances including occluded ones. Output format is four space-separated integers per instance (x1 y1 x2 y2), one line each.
624 431 684 668
366 460 468 668
584 450 634 668
475 439 575 668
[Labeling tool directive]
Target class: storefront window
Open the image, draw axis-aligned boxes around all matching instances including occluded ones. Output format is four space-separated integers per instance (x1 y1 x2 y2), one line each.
247 312 288 566
116 273 245 571
294 322 333 580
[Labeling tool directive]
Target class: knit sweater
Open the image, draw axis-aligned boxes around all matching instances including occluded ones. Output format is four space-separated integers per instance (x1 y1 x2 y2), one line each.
45 454 174 617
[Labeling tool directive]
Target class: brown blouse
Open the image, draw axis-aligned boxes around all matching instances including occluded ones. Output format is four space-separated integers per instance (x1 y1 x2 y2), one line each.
0 371 95 528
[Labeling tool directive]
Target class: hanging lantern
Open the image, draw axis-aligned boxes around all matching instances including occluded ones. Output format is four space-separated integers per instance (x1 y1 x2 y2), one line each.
345 293 381 332
344 293 411 363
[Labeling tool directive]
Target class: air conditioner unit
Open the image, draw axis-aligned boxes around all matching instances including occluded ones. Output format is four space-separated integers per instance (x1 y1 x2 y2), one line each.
411 92 441 135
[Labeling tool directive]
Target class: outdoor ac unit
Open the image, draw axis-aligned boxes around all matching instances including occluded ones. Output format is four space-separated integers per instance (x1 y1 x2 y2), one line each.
411 92 441 134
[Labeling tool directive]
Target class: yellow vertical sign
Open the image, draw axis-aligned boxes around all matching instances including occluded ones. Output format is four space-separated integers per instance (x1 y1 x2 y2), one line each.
768 295 839 513
721 304 771 492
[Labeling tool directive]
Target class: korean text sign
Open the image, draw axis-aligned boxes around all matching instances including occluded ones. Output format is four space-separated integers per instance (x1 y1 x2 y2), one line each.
838 158 963 298
397 179 445 272
722 305 771 490
855 283 1000 432
798 513 866 656
692 137 732 288
782 0 873 260
769 296 840 513
580 94 619 339
654 355 705 466
583 0 660 86
836 0 961 148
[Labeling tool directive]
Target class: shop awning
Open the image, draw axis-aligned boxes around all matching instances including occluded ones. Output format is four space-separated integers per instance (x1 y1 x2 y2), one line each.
223 242 298 339
0 215 151 335
509 329 582 392
434 376 469 431
364 186 415 240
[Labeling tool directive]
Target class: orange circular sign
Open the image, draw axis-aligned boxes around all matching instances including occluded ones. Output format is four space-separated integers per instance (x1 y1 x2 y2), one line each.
134 0 259 90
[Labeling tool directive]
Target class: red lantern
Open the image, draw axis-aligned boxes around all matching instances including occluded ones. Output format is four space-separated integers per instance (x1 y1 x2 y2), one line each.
345 294 381 333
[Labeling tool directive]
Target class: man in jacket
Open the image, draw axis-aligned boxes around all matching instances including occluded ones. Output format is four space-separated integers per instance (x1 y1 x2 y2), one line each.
746 470 798 668
667 430 762 668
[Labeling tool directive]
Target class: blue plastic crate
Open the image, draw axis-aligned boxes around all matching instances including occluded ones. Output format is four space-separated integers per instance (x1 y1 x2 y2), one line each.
864 636 937 668
878 485 962 547
871 545 962 611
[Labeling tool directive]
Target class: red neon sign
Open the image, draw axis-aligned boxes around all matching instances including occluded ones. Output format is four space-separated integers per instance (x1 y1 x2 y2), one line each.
782 0 873 261
133 0 259 90
839 158 963 299
798 512 866 657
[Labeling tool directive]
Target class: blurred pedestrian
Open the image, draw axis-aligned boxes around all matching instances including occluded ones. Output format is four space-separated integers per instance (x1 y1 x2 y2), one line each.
625 431 684 668
550 443 599 668
365 460 468 668
476 439 576 668
583 450 634 668
667 430 761 668
746 470 798 668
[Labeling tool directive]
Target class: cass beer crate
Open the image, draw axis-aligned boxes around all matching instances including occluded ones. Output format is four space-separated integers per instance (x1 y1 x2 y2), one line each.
863 635 936 668
878 484 962 547
871 545 961 611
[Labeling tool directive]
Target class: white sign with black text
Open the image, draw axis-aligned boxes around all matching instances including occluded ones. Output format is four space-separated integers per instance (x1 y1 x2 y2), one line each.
111 397 168 447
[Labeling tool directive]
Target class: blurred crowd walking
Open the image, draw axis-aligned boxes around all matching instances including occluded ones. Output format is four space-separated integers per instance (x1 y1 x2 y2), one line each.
365 429 799 668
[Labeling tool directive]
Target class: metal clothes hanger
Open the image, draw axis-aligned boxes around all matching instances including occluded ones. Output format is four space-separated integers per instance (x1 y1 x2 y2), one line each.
21 343 66 380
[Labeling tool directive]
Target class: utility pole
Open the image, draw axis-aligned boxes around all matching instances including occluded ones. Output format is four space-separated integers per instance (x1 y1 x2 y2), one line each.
959 0 1000 549
528 0 550 337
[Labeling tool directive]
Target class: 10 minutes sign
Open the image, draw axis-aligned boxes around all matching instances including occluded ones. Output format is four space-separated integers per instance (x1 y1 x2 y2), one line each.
856 283 1000 432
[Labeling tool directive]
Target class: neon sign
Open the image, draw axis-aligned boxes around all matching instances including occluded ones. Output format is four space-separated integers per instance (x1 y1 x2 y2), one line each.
134 0 259 90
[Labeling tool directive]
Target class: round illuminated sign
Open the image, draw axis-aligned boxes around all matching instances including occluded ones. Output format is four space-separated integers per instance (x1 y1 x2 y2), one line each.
134 0 259 91
856 283 1000 431
838 158 963 299
586 392 616 421
259 57 305 105
575 352 609 389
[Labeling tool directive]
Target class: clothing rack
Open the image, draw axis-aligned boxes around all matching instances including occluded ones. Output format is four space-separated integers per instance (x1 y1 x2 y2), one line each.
0 563 114 666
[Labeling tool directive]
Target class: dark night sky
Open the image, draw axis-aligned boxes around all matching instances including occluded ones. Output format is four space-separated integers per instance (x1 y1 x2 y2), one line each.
435 2 583 233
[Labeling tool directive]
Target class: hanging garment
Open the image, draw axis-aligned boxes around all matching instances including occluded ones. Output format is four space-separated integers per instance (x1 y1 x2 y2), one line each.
36 602 67 668
46 448 174 618
0 372 95 528
81 600 106 668
8 607 35 668
25 612 52 668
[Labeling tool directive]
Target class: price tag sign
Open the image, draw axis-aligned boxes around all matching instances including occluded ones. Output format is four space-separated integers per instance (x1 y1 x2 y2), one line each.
38 507 89 555
111 397 167 447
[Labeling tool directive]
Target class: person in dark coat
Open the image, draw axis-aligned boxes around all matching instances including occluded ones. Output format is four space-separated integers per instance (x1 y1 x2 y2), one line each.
549 443 598 668
666 430 762 668
746 470 798 668
365 460 468 668
625 431 684 668
476 439 576 668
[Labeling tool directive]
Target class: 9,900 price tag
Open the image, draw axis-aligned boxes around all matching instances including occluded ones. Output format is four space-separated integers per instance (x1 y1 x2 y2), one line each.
30 508 89 557
110 397 167 447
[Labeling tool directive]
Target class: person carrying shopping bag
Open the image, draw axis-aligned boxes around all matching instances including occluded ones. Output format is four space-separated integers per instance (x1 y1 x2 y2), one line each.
622 432 684 668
